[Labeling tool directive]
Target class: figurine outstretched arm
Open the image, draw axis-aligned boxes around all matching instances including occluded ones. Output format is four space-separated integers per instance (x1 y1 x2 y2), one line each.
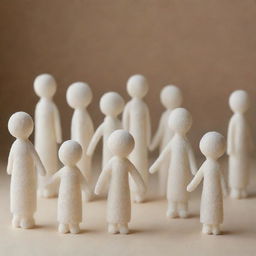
7 143 15 175
149 114 164 151
86 123 104 156
78 169 92 196
146 107 152 147
122 104 130 131
128 160 146 194
227 118 235 156
187 143 197 175
187 165 204 192
30 141 46 176
53 104 62 144
149 142 171 174
94 158 112 195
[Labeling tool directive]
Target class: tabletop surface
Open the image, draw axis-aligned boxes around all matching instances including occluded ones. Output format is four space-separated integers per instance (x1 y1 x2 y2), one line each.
1 158 256 256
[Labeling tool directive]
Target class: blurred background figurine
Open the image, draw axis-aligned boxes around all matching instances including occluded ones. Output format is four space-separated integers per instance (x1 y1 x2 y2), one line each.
67 82 94 201
34 74 62 198
150 85 183 197
123 74 151 203
227 90 254 199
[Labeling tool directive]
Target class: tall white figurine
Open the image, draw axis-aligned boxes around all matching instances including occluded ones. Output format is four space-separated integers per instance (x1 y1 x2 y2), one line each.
7 112 46 229
149 108 197 218
95 130 145 234
150 85 183 196
123 74 151 203
227 90 254 199
87 92 124 169
66 82 94 201
187 132 226 235
47 140 91 234
34 74 62 198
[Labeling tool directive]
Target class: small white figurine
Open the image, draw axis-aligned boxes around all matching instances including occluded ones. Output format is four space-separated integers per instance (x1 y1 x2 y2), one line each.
95 130 145 234
34 74 62 198
149 108 197 218
87 92 124 169
123 74 151 203
66 82 94 201
47 140 91 234
227 90 254 199
187 132 226 235
7 112 46 229
150 85 183 196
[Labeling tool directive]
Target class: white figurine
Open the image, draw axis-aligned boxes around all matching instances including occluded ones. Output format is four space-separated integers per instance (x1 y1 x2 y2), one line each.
87 92 124 169
66 82 94 201
34 74 62 198
227 90 254 199
95 130 145 234
187 132 226 235
47 140 91 234
123 74 151 203
7 112 46 229
149 108 197 218
150 85 183 196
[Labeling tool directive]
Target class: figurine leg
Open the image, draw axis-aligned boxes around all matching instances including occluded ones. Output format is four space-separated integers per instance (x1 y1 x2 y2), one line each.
58 223 69 234
212 224 221 235
20 216 35 229
42 188 57 198
108 223 118 234
178 202 188 218
119 223 129 234
166 201 178 218
12 214 20 228
83 190 93 202
230 188 241 199
133 193 145 203
69 223 80 234
240 189 248 198
202 224 212 235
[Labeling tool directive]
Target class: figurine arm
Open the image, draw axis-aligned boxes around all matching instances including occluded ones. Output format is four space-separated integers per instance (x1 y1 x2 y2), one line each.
149 114 164 151
122 104 130 131
30 142 46 176
187 143 197 175
78 170 92 196
220 170 228 197
227 118 235 155
146 107 152 147
86 123 104 156
187 165 204 192
53 104 62 144
149 142 171 174
46 169 62 185
7 144 15 175
94 159 112 195
128 160 146 194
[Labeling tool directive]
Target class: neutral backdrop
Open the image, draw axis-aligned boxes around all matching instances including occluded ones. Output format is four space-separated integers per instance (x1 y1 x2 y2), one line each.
1 0 256 158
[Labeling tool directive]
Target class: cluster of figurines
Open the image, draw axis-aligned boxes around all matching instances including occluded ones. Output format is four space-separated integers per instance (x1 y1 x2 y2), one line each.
7 74 253 236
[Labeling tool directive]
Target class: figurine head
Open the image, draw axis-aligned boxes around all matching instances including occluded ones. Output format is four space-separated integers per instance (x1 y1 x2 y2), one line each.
66 82 92 109
100 92 124 117
8 112 34 139
229 90 249 114
34 74 57 99
160 85 183 110
59 140 82 166
127 74 148 99
108 129 135 157
168 108 192 135
199 131 226 160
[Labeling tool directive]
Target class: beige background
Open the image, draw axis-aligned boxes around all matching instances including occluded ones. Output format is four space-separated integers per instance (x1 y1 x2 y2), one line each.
1 0 256 158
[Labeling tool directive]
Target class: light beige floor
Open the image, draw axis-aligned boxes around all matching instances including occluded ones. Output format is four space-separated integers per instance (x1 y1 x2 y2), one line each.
0 158 256 256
